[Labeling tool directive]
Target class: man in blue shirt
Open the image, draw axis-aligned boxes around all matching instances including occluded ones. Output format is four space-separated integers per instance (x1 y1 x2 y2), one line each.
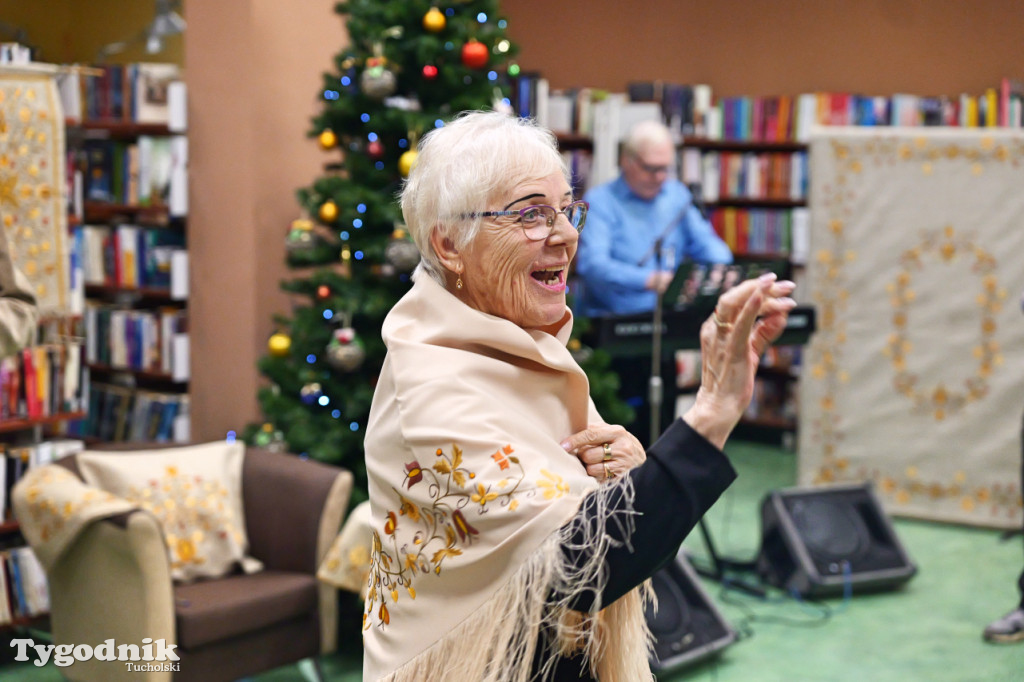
575 120 732 316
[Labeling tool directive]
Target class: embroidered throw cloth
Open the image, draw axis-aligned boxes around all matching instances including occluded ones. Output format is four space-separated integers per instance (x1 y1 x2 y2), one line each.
74 441 263 582
318 499 373 597
360 273 652 682
799 128 1024 529
13 464 135 570
0 66 69 313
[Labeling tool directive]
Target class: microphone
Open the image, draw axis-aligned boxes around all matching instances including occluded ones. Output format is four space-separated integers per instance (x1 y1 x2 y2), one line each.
686 182 708 221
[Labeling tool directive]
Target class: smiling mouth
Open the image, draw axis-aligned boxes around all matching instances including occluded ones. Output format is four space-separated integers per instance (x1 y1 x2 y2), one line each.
531 266 565 287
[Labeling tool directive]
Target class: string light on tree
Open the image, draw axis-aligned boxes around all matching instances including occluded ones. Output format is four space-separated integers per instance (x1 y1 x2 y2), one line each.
422 65 438 80
317 284 331 300
367 139 384 158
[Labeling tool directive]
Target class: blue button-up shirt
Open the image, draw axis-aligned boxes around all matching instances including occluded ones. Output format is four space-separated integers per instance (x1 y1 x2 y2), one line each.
575 176 732 316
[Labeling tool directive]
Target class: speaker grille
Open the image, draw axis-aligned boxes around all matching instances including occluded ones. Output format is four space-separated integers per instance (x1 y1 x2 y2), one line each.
644 556 736 672
758 483 917 596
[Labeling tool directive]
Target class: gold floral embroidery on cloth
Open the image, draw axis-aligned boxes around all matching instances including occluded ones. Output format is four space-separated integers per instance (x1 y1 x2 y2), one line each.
18 466 121 542
122 465 244 572
365 442 562 630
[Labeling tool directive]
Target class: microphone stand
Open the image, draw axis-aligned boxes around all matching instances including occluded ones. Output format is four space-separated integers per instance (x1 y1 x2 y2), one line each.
646 212 764 598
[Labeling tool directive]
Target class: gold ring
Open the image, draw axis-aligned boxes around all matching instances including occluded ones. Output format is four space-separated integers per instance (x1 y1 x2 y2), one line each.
602 443 612 461
712 309 733 332
603 462 610 480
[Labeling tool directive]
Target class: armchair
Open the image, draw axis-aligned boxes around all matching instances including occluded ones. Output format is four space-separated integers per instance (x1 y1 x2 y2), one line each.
35 445 353 682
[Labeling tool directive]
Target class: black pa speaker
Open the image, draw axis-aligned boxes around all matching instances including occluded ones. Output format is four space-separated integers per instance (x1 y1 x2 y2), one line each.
756 483 917 598
644 554 737 675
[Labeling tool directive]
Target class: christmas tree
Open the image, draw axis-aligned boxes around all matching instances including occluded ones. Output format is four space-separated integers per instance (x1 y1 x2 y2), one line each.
246 0 631 507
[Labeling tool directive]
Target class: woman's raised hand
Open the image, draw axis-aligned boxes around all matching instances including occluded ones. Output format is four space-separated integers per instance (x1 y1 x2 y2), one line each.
683 272 797 450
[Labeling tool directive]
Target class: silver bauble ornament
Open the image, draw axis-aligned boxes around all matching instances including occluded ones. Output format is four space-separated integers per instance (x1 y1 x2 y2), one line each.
385 236 420 272
327 327 366 372
360 66 397 100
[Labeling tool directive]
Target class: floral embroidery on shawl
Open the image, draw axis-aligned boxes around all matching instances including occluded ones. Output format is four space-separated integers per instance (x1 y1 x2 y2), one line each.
365 441 554 630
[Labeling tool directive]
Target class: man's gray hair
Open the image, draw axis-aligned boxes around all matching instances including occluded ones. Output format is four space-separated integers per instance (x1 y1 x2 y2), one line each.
621 119 674 158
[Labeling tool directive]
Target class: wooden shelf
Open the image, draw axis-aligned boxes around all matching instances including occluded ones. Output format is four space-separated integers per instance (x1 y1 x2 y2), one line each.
68 120 176 138
682 137 808 153
739 415 796 430
82 202 173 225
84 284 183 303
555 132 593 150
86 363 187 385
0 412 87 435
756 364 799 380
705 198 807 209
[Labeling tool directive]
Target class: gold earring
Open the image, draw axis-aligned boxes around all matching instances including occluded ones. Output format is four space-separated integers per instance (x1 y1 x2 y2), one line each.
456 273 463 290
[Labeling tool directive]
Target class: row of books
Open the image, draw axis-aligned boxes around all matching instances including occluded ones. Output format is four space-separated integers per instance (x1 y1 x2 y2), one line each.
745 375 798 425
76 135 186 209
694 150 809 203
1 439 86 523
84 304 189 380
562 150 594 196
525 77 1024 147
57 62 186 127
0 547 49 625
711 207 810 262
0 344 86 422
82 384 189 445
76 223 187 292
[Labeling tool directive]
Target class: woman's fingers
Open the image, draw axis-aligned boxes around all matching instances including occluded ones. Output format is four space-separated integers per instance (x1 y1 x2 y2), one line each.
563 424 646 482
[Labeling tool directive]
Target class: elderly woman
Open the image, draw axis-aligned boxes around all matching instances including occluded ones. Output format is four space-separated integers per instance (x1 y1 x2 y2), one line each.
361 111 796 682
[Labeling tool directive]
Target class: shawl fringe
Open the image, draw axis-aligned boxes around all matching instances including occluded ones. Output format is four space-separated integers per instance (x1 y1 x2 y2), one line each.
376 474 656 682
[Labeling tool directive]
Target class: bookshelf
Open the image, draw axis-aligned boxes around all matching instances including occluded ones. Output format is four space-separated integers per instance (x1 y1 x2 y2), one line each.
63 65 191 446
0 412 86 631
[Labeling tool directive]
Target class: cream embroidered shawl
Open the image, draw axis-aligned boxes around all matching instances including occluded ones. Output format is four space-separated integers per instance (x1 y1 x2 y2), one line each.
362 273 653 681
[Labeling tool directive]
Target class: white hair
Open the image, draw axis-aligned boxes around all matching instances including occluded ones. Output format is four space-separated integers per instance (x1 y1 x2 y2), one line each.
400 110 569 285
621 118 673 158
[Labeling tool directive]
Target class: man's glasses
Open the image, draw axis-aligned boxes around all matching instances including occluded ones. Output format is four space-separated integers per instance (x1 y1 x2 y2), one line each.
467 200 588 241
633 158 671 175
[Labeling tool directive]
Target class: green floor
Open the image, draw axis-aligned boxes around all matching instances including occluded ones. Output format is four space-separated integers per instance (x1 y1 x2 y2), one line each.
2 441 1021 681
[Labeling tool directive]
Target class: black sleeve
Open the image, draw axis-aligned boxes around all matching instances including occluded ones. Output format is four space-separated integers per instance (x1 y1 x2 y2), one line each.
554 417 737 611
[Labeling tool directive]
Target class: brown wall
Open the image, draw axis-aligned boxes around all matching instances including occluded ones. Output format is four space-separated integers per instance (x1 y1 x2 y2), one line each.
501 0 1024 96
185 0 341 440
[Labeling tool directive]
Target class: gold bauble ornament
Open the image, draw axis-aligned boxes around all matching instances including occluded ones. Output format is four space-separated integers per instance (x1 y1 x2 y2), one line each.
268 332 291 357
319 200 339 223
318 129 338 150
399 150 419 178
423 7 446 33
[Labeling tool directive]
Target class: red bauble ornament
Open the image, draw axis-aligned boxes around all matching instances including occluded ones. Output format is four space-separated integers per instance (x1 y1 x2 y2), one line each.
367 140 384 158
461 40 489 69
422 64 439 80
317 284 330 300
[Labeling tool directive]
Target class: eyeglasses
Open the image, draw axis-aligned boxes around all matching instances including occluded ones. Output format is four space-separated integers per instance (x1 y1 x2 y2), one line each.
633 158 671 175
467 200 589 241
